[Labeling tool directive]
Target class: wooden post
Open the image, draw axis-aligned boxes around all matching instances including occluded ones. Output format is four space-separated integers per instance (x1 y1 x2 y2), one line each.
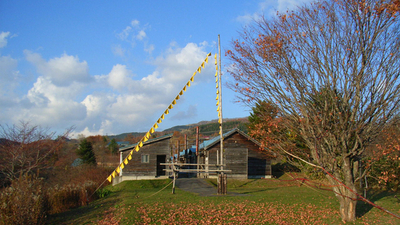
196 126 199 178
218 173 227 195
223 173 227 194
177 141 179 163
184 134 187 150
218 34 223 171
172 165 176 194
217 173 222 195
119 151 123 176
217 34 226 195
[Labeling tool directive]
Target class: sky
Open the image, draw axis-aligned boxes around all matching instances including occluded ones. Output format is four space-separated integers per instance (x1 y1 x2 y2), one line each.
0 0 312 138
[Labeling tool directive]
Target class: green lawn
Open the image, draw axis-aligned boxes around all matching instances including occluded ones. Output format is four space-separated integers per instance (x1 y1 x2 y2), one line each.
47 174 400 224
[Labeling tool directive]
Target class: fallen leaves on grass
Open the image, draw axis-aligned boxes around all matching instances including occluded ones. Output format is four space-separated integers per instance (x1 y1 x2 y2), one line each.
134 200 338 224
96 206 124 225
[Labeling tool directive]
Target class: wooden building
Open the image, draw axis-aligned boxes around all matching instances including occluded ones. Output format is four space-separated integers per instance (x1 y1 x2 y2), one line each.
113 128 273 184
198 128 273 179
115 133 173 184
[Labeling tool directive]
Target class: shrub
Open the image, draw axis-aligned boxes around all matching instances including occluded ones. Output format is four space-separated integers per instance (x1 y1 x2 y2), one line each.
45 165 113 214
96 188 111 198
0 176 47 225
47 181 97 214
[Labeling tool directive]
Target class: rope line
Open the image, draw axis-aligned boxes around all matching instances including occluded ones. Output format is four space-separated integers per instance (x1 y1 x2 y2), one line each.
88 178 108 200
87 52 212 201
320 165 400 219
286 173 331 197
310 146 400 219
143 181 173 199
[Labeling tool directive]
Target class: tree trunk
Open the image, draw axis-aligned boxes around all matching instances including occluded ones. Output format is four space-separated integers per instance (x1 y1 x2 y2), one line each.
337 190 357 222
329 177 358 222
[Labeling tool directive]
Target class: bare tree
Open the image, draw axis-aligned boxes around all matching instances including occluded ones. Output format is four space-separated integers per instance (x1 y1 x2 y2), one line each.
227 0 400 222
0 121 71 185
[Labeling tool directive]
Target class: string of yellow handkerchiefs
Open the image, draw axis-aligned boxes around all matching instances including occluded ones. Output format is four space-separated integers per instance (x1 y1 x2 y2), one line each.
106 52 213 183
215 53 222 134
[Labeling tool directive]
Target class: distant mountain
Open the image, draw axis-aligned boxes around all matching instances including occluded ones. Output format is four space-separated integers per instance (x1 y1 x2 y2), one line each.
0 138 21 146
106 117 249 141
106 132 145 141
164 117 249 134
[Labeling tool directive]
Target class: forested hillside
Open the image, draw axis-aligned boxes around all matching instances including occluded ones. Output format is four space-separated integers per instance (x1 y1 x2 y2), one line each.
107 117 249 141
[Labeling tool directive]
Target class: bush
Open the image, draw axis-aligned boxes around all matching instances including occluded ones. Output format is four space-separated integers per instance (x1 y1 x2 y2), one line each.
367 155 400 192
0 164 115 222
96 188 111 198
47 181 97 214
0 176 47 225
45 165 113 214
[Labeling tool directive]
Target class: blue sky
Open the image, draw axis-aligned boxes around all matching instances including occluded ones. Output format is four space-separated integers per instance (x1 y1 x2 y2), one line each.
0 0 311 137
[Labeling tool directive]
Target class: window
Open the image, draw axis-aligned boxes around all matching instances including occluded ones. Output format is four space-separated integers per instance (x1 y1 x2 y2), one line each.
141 154 149 163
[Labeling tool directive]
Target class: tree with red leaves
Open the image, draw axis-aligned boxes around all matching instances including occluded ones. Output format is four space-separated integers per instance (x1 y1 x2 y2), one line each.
0 121 71 186
227 0 400 222
247 100 310 164
367 120 400 191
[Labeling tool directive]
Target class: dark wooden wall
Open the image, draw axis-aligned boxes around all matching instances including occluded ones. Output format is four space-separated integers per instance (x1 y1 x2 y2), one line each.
122 138 171 177
204 132 272 178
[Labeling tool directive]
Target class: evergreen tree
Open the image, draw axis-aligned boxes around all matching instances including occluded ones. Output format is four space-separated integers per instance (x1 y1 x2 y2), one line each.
76 139 96 165
108 138 119 155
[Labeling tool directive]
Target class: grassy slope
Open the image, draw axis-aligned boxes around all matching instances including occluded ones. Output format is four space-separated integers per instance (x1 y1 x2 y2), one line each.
47 174 400 225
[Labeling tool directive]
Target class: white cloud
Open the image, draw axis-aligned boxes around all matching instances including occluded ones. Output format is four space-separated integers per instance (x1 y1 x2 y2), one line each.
144 43 155 54
115 19 150 50
107 64 134 91
72 119 114 137
82 94 115 117
154 42 212 83
27 76 85 103
136 30 146 40
0 55 18 82
0 50 90 132
8 57 91 129
21 77 87 128
73 41 211 135
24 50 92 86
0 31 10 48
3 39 212 136
171 104 198 121
276 0 313 12
112 44 126 57
131 19 140 27
0 55 21 103
236 14 258 24
237 0 314 23
117 26 132 40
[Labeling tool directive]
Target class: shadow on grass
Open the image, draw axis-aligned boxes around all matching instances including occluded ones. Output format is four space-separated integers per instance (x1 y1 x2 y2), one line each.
356 191 399 218
206 179 218 187
237 187 278 195
237 179 258 187
46 197 120 225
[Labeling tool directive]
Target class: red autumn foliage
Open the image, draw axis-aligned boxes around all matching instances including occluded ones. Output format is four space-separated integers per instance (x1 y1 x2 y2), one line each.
227 0 400 222
366 122 400 191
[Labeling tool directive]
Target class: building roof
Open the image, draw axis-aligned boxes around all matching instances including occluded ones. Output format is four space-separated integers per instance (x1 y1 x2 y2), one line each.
179 147 196 156
199 128 264 150
119 133 173 152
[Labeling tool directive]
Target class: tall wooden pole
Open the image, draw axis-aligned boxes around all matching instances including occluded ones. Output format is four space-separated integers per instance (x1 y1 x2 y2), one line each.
184 134 187 150
172 168 176 194
218 34 223 171
196 126 200 178
218 34 226 194
176 140 179 162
